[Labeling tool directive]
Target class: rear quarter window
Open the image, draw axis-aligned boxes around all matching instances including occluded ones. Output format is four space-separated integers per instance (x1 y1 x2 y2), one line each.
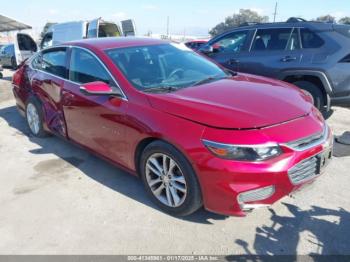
300 28 325 48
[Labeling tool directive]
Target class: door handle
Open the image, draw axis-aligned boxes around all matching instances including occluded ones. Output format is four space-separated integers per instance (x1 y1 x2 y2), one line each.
281 56 297 62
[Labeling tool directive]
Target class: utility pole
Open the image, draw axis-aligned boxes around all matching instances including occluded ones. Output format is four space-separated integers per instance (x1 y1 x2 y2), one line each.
273 2 278 22
166 16 170 38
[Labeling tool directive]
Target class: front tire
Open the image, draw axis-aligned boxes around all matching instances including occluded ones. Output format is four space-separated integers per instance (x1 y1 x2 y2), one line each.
25 97 49 137
140 141 202 216
292 81 325 112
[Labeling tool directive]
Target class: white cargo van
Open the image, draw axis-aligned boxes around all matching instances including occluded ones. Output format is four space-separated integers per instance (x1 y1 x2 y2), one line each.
11 17 136 66
40 17 135 49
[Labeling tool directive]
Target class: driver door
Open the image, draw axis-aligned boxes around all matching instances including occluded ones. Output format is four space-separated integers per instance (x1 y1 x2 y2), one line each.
203 30 252 72
14 33 38 65
62 47 129 167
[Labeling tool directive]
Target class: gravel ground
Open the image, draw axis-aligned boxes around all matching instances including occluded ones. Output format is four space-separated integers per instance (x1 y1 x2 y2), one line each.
0 68 349 255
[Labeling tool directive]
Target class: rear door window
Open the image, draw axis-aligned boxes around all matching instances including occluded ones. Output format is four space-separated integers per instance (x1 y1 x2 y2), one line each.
17 34 37 52
41 48 67 78
252 28 292 51
300 28 324 48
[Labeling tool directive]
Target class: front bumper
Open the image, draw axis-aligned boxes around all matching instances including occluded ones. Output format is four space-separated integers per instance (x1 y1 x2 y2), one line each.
194 117 333 216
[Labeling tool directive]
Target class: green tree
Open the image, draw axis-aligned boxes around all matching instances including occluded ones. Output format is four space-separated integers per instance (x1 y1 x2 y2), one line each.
40 22 57 39
315 15 336 23
339 17 350 25
209 9 269 36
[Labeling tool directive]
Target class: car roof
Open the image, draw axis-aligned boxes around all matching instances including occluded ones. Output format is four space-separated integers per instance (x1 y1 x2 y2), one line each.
66 37 168 50
219 21 334 34
186 39 208 43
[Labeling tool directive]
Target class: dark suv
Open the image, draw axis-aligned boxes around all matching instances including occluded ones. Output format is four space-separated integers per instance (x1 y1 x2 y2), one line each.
199 18 350 112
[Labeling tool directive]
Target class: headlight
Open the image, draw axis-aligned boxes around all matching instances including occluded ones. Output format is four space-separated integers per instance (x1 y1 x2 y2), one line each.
202 140 282 161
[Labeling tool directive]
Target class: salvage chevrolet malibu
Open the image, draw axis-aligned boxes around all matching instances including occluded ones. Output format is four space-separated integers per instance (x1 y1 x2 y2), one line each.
12 38 333 216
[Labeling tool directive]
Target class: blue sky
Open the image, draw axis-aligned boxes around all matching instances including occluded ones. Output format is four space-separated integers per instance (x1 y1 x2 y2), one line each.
2 0 350 36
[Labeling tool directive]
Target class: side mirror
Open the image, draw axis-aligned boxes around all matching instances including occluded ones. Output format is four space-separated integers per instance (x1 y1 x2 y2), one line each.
199 45 213 54
80 81 122 97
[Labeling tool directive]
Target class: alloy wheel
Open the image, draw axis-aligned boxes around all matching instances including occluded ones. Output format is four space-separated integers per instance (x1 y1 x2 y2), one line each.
145 153 187 207
26 103 40 135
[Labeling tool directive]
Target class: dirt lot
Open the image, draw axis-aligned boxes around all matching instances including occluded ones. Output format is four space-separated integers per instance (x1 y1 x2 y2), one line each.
0 68 349 255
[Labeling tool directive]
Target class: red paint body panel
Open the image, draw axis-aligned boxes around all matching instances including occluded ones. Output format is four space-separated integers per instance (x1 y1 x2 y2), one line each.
12 38 332 216
148 74 313 129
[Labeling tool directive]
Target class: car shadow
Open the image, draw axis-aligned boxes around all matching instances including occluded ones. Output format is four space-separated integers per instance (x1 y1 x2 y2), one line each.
229 203 350 258
0 105 228 224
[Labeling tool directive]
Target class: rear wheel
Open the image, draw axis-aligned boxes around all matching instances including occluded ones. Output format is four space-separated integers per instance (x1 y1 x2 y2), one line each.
140 141 202 216
25 97 49 137
292 81 325 112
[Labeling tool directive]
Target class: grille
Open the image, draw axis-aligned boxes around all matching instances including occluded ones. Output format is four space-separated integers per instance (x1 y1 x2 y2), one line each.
237 186 275 204
285 125 328 151
288 156 319 185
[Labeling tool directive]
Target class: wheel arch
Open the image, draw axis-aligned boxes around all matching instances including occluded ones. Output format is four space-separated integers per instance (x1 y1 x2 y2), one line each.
279 70 332 110
133 136 196 178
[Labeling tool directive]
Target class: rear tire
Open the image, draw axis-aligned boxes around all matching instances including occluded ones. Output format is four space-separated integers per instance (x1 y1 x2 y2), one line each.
25 97 49 138
140 141 202 216
292 81 325 112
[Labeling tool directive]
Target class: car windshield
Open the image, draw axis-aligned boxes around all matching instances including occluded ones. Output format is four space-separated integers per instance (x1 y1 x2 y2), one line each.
105 43 229 92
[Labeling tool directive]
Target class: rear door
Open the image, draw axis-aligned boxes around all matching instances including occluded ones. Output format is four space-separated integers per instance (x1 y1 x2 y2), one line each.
121 19 136 36
14 33 38 65
239 28 302 77
29 47 68 137
87 18 101 38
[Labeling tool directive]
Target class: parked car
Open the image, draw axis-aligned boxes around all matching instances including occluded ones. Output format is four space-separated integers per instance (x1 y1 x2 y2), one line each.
40 17 136 49
12 38 333 216
199 18 350 112
0 44 17 69
184 39 208 50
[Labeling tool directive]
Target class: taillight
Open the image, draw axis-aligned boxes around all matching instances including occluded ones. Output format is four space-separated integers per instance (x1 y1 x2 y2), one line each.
340 54 350 63
12 65 26 87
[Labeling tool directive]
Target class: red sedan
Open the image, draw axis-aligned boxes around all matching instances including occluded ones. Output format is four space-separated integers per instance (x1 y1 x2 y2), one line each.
12 38 333 216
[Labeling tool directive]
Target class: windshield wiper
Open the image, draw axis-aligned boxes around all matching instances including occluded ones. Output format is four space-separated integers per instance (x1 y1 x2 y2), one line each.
143 86 179 93
191 74 230 87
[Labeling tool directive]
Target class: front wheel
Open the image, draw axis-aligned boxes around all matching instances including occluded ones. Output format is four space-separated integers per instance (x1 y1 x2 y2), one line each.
140 141 202 216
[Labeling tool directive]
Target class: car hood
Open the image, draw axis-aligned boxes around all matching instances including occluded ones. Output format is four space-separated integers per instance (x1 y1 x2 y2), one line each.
147 74 313 129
